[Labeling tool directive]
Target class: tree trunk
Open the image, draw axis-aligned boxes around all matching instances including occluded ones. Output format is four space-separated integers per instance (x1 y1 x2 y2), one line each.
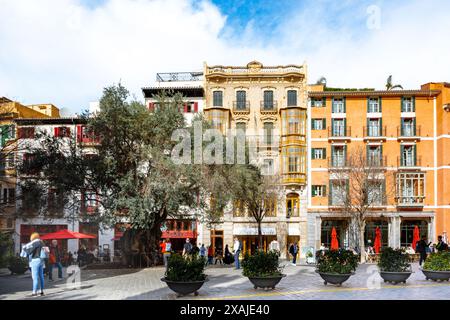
257 220 263 251
359 225 366 263
120 225 162 268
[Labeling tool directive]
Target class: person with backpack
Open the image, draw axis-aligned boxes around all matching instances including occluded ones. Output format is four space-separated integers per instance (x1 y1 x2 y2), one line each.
20 232 49 297
182 238 193 257
436 235 449 252
233 237 242 269
48 240 63 281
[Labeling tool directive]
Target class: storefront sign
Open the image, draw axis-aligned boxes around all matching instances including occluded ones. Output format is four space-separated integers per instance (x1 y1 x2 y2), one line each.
288 224 300 236
161 230 197 239
233 226 276 235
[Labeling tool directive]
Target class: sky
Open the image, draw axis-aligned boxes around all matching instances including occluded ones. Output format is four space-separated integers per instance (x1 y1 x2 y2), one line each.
1 0 449 114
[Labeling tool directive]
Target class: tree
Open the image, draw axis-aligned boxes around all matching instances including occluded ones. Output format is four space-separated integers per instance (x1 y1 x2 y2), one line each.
230 164 282 249
385 75 403 90
328 145 395 263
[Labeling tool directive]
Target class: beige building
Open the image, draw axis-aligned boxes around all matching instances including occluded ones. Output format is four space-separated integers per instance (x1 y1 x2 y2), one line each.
199 61 308 259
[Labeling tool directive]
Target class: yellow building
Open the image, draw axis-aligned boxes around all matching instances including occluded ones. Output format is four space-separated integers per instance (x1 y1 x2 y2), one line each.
307 83 450 250
201 61 308 258
0 97 60 232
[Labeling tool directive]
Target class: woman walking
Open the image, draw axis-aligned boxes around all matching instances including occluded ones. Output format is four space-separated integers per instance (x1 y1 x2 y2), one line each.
20 233 49 297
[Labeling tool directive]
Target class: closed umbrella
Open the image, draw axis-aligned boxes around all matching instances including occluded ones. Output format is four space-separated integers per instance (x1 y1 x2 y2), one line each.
374 226 382 254
411 225 420 251
330 227 339 250
41 229 97 240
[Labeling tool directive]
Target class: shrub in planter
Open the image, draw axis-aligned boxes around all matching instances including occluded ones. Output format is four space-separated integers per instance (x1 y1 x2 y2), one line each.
315 249 358 286
378 247 411 284
242 250 285 290
422 252 450 282
161 254 207 296
7 256 29 275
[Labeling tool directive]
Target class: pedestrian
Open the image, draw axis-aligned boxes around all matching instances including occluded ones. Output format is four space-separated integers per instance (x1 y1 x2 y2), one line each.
199 244 206 258
163 238 172 267
417 235 432 266
290 242 299 266
436 235 449 252
182 238 193 257
48 240 64 281
68 251 74 266
214 246 223 265
233 237 242 269
20 232 49 297
223 244 234 265
207 245 213 265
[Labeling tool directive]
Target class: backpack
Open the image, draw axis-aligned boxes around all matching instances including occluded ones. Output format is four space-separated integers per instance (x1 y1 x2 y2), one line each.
40 246 49 260
165 243 171 252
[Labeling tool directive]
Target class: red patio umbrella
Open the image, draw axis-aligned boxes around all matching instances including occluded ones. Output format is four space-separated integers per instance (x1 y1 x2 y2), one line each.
330 227 339 250
374 227 382 254
411 225 420 251
41 229 97 240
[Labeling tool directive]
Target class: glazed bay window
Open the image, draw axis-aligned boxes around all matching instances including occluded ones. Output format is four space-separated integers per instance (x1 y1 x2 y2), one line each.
213 91 223 107
265 197 277 217
287 90 297 106
312 148 326 160
286 193 299 217
367 119 381 137
402 97 415 112
368 97 381 113
332 98 345 113
263 90 274 109
312 185 326 197
332 119 346 137
367 145 382 166
282 109 305 135
282 146 306 183
331 145 346 167
401 145 416 167
208 110 228 133
311 118 326 130
329 180 347 206
396 172 425 205
401 118 416 137
236 90 247 110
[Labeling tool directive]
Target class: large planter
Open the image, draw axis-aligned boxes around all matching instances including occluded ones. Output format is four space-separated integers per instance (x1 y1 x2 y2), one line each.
379 271 412 284
422 270 450 282
316 271 353 286
161 277 208 297
248 274 286 290
8 257 29 275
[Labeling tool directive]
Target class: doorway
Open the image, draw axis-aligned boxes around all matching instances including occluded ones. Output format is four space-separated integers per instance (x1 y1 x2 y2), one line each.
210 230 224 256
286 236 300 260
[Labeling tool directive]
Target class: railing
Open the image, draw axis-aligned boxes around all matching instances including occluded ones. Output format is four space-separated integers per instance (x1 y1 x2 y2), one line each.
328 126 351 138
282 172 306 184
363 126 387 138
206 65 304 75
232 101 250 112
367 156 387 167
328 157 347 168
397 125 421 137
396 196 425 207
260 101 278 112
397 156 422 167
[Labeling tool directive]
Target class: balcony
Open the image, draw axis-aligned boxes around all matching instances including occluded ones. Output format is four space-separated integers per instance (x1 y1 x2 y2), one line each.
397 125 421 141
260 101 278 114
328 126 351 141
396 196 425 208
363 126 387 141
367 156 387 168
282 172 306 185
328 157 347 169
397 156 422 169
232 101 250 114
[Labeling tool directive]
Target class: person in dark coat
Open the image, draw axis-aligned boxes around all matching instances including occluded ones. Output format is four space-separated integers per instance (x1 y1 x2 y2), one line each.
223 245 234 265
436 236 449 252
416 235 432 266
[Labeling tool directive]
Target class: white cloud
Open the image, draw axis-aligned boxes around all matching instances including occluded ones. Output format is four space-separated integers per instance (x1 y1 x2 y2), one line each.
0 0 449 113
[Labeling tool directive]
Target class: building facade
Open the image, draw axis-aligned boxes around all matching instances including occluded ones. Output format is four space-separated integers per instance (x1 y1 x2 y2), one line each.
307 83 450 251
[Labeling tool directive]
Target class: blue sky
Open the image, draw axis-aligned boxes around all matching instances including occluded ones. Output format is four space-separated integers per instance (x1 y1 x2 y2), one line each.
1 0 449 113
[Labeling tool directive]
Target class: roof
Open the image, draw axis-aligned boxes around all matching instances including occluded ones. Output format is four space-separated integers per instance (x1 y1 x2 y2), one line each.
13 117 88 125
0 97 13 104
308 90 441 98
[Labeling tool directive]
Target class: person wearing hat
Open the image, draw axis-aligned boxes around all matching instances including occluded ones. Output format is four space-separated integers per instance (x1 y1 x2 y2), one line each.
20 232 49 296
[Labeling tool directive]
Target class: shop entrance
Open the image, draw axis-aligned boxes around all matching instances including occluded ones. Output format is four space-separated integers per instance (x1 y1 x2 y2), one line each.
239 235 277 256
286 236 300 259
210 230 224 256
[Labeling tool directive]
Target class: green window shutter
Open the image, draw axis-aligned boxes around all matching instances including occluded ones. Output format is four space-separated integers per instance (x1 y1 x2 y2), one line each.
311 148 316 159
367 98 370 113
380 118 383 136
344 145 347 166
412 96 416 112
323 185 327 197
345 180 349 202
311 119 315 130
400 145 404 165
366 145 369 165
366 118 369 136
323 148 327 159
414 145 417 166
332 98 335 113
380 144 383 165
344 118 347 136
379 97 382 113
322 119 326 129
382 180 386 205
401 97 405 112
328 181 332 206
322 97 326 108
331 146 334 165
0 125 6 147
312 186 316 197
413 118 416 136
343 97 347 113
401 118 404 136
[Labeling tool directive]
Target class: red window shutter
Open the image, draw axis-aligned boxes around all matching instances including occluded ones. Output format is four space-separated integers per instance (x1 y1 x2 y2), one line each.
148 102 154 111
17 128 23 139
194 102 198 113
54 127 59 137
184 103 188 113
66 127 71 137
76 125 82 142
30 128 35 138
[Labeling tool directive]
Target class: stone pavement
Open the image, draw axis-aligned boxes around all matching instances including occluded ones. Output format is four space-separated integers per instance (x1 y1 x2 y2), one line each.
1 262 449 300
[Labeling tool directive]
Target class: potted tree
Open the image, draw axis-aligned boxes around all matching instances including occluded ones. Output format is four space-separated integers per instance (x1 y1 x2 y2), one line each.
7 256 29 275
242 250 286 290
161 254 208 297
316 249 358 286
378 247 412 284
422 251 450 282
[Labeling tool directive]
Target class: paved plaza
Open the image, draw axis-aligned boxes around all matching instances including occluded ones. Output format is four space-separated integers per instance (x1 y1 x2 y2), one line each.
1 262 449 300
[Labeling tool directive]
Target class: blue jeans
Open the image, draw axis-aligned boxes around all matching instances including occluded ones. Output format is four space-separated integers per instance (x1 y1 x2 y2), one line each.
49 262 63 280
30 258 45 293
234 251 240 269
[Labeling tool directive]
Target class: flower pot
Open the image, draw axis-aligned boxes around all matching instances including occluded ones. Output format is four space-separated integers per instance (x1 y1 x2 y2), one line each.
316 271 353 286
161 277 208 297
248 274 286 290
8 258 29 275
379 271 412 284
422 270 450 282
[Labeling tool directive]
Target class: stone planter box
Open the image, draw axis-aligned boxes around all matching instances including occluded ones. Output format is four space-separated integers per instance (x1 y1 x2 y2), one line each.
248 274 286 290
316 271 353 286
379 271 412 284
161 277 208 297
422 270 450 282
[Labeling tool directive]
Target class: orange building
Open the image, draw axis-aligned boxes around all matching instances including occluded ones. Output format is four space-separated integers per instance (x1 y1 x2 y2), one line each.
307 83 450 250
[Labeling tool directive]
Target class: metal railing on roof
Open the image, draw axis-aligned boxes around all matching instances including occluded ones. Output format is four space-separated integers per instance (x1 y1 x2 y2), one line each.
156 72 203 82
